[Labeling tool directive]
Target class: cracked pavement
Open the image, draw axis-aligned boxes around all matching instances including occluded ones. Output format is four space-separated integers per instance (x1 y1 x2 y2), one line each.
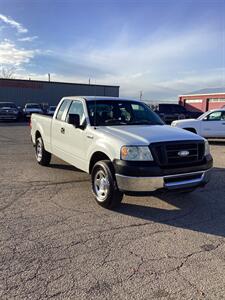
1 123 225 299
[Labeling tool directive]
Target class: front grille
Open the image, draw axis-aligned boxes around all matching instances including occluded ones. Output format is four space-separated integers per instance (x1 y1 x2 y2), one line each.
150 141 205 168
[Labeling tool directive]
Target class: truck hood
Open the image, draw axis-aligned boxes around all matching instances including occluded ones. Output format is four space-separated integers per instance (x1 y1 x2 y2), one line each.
98 125 203 145
25 108 42 112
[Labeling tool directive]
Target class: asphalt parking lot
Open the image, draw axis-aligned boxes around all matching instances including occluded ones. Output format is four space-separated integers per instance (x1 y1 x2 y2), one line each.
1 123 225 300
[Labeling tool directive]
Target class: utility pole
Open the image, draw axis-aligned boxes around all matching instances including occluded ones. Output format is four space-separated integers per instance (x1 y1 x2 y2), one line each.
139 91 143 101
48 73 51 82
89 78 91 85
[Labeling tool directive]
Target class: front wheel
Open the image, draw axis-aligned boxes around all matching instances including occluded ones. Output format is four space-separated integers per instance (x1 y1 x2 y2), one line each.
91 160 123 209
35 137 51 166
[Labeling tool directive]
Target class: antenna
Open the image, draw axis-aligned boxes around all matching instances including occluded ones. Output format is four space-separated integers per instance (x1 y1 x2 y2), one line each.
94 80 97 128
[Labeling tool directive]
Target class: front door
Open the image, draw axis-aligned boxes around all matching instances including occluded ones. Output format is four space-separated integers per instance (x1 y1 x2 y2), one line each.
62 100 87 171
201 111 225 138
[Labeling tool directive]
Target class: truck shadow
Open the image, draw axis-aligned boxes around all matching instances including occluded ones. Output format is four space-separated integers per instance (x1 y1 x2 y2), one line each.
49 163 84 172
116 167 225 237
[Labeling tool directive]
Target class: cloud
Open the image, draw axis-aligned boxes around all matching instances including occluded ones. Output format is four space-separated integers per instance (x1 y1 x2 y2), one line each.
0 14 28 33
0 40 35 66
18 36 38 42
44 26 221 99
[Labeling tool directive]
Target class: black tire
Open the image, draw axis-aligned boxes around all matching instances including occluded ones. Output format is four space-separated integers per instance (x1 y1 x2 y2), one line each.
91 160 123 209
35 137 51 166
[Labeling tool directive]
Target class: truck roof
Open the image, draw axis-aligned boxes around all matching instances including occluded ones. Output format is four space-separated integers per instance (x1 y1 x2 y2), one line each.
62 96 140 102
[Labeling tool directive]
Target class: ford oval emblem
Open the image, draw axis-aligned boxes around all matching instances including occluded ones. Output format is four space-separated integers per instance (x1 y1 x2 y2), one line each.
178 150 189 157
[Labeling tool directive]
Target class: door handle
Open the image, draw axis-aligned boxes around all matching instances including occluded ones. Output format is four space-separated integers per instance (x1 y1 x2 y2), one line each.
87 134 93 139
222 123 225 125
61 127 65 134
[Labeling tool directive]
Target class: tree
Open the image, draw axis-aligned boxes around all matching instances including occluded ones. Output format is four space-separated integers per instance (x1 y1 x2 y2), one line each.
0 66 16 79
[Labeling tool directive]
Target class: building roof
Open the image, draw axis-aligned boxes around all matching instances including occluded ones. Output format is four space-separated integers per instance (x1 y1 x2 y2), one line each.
180 87 225 97
0 78 119 88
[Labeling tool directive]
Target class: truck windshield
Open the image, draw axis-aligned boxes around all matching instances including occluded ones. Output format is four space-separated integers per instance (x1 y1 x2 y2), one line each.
87 100 164 126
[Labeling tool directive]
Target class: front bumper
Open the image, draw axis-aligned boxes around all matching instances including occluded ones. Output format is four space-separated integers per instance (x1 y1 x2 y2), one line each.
116 169 211 192
113 155 213 192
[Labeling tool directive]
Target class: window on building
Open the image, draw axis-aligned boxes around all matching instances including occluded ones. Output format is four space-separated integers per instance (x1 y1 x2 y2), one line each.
185 99 202 103
208 98 225 102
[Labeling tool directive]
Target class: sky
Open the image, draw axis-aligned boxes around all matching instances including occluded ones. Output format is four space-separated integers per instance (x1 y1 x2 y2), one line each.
0 0 225 100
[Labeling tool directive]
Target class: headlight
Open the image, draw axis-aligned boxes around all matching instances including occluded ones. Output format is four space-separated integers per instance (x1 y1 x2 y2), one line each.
121 146 153 161
204 140 210 156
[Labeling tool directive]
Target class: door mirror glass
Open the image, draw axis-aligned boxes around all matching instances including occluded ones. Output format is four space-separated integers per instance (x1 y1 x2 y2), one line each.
68 114 80 127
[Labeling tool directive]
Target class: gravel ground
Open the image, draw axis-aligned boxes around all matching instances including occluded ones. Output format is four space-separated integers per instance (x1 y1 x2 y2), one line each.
0 123 225 299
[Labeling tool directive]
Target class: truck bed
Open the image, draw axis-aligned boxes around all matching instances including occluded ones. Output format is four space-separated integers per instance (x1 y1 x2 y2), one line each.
31 113 53 152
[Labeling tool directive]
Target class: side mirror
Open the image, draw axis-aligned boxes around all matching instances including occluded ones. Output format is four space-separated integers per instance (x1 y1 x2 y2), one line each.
68 114 80 127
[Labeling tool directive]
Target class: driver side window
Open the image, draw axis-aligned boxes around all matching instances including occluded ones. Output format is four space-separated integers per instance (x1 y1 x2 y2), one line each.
66 101 85 124
206 111 222 121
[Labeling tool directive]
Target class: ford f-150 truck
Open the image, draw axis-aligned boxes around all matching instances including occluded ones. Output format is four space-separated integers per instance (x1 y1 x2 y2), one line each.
31 96 213 209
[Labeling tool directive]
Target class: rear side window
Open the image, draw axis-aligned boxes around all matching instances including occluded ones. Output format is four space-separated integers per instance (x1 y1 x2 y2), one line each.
56 99 71 121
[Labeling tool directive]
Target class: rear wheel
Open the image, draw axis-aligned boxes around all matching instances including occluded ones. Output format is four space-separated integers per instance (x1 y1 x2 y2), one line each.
91 160 123 209
35 137 51 166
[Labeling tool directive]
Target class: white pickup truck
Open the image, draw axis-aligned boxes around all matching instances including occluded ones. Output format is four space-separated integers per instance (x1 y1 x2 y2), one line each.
31 97 213 209
172 109 225 138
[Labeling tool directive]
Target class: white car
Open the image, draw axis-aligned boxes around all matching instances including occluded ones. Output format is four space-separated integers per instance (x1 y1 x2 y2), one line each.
172 109 225 138
31 97 213 209
23 103 43 118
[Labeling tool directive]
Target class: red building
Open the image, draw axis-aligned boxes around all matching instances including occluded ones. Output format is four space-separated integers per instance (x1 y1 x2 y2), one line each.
179 88 225 113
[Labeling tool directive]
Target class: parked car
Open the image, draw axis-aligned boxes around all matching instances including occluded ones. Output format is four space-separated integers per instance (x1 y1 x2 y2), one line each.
23 103 43 119
154 104 202 124
0 102 20 121
171 109 225 138
46 106 57 116
30 96 212 209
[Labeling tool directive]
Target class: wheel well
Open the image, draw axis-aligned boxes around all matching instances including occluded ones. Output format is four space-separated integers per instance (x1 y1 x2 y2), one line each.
184 128 197 134
89 152 110 174
35 131 41 142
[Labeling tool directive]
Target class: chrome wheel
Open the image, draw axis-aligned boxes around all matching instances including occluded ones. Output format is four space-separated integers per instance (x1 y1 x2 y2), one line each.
94 169 110 202
36 140 42 162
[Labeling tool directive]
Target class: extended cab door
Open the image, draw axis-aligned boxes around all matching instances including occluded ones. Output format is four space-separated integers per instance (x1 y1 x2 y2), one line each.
59 100 88 171
51 99 72 160
201 110 225 137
